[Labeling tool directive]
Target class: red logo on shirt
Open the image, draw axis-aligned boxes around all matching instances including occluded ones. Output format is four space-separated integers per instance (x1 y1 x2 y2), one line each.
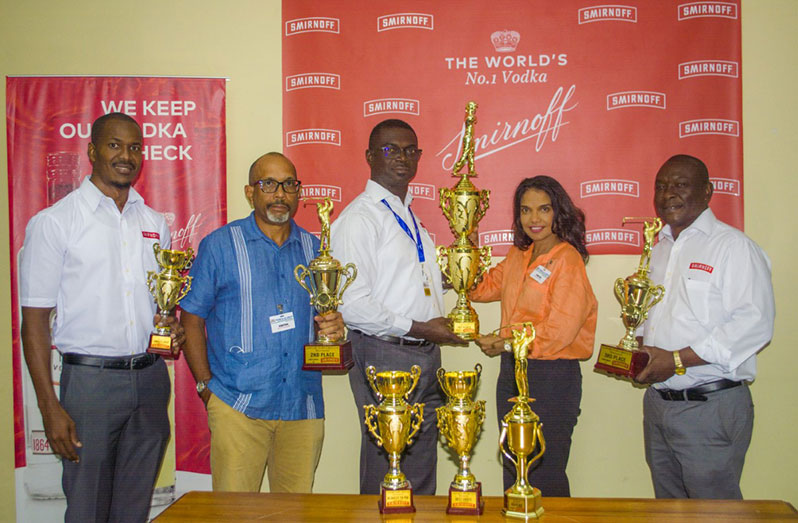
142 231 160 240
689 262 713 274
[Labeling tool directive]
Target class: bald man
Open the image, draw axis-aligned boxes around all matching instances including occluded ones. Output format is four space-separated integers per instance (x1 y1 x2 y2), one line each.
181 153 345 492
636 154 774 499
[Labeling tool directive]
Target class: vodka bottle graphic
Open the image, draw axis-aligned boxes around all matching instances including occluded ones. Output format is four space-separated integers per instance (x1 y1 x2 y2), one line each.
46 152 80 206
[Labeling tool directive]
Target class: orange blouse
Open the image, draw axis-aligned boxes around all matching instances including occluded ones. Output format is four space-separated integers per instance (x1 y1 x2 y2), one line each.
471 242 597 360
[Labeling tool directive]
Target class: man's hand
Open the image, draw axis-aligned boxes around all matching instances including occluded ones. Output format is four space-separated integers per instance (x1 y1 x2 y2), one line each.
407 317 468 346
41 402 81 462
475 334 505 357
154 313 185 357
635 345 676 384
199 388 212 407
315 311 346 342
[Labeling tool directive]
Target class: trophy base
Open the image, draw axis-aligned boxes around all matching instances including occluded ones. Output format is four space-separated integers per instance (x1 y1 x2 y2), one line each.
147 333 179 360
594 344 649 379
503 488 544 519
302 341 353 371
379 485 415 514
446 482 484 515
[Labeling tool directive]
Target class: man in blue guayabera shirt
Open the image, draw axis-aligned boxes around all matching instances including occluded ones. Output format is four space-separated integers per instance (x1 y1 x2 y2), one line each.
181 152 346 492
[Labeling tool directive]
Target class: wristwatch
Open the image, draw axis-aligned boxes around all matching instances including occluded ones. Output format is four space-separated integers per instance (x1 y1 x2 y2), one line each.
673 350 686 376
504 340 513 353
196 379 209 395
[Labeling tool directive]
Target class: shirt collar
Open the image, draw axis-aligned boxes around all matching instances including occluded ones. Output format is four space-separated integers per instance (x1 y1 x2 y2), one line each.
365 179 414 208
79 175 144 212
660 207 716 242
241 211 301 247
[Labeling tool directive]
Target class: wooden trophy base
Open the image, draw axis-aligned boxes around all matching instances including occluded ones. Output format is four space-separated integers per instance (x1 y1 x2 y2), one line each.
302 340 353 371
148 333 179 360
446 482 484 515
503 488 544 519
594 344 649 379
379 485 415 514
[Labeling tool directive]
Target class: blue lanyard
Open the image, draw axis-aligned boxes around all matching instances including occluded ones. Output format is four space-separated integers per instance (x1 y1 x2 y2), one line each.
381 199 426 263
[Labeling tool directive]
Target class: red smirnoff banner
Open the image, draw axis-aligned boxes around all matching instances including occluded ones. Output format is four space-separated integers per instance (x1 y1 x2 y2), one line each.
283 0 743 255
6 77 225 479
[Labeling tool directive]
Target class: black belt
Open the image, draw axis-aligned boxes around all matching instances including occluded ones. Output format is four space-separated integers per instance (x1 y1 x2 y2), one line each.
63 352 159 370
351 329 429 347
656 379 743 402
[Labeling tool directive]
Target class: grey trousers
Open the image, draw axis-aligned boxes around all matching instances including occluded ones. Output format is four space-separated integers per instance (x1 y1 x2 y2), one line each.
348 330 443 495
60 356 171 523
643 383 753 499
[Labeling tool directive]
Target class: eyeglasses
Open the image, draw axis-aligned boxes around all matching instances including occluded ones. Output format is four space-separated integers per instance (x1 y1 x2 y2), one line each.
375 144 423 160
252 179 302 193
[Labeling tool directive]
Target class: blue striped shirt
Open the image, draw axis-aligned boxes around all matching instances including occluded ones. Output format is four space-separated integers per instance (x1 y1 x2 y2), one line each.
180 213 322 420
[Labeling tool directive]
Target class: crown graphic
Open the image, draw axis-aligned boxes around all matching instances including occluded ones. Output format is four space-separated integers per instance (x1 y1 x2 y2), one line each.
491 30 520 52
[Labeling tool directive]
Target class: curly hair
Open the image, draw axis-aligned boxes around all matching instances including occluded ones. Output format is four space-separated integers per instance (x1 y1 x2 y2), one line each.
512 176 589 262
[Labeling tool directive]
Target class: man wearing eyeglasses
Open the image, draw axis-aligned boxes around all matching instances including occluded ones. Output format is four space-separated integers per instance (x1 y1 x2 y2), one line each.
180 152 345 493
331 119 465 495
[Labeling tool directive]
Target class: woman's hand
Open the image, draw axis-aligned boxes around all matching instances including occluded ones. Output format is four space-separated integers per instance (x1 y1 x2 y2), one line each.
476 334 506 357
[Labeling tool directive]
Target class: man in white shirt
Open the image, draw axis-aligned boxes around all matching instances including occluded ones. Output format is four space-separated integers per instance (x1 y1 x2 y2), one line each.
20 112 183 522
636 154 774 499
331 119 465 495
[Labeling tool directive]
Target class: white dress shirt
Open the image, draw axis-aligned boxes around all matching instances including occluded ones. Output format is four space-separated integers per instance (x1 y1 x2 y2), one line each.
20 176 170 357
330 180 444 337
642 208 774 389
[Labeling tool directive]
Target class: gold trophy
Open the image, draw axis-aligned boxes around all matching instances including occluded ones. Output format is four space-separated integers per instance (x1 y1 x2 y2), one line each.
436 364 486 515
364 365 424 514
147 242 194 359
294 197 357 371
499 323 546 519
437 101 492 340
595 218 665 379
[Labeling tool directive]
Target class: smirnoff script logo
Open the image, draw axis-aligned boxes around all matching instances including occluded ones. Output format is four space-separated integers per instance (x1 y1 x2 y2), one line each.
437 85 577 171
171 213 204 250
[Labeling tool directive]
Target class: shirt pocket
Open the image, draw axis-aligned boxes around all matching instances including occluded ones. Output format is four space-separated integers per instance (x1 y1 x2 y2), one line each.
682 277 711 324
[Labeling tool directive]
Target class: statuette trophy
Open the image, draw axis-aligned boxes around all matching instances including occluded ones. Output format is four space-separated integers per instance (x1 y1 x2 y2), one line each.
594 217 665 379
294 197 357 370
363 365 424 513
147 242 194 359
499 323 546 519
437 101 492 339
436 364 486 514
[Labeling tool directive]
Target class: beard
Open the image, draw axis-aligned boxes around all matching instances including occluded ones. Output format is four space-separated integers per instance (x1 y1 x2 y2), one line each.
266 206 290 224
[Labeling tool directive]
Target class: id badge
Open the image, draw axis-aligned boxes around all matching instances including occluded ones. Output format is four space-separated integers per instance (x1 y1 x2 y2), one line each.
422 265 432 296
270 312 296 333
530 265 552 284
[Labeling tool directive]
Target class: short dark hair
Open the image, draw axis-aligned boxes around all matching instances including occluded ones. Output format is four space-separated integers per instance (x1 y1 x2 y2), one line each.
91 112 141 144
662 154 710 184
512 175 589 262
368 119 416 149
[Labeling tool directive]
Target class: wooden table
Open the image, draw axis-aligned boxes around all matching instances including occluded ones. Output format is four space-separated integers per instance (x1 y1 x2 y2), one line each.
155 491 798 521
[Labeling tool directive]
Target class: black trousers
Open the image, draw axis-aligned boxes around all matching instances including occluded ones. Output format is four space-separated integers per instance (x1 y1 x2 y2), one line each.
60 357 171 523
496 354 582 497
348 330 443 495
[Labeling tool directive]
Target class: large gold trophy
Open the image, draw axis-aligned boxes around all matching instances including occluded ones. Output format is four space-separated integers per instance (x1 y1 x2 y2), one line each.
595 218 665 379
436 364 486 515
437 101 492 339
294 197 357 371
147 242 194 359
499 323 546 520
363 365 424 514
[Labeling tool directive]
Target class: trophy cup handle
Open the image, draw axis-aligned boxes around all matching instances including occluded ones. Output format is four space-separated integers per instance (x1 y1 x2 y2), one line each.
406 403 424 446
474 246 492 285
436 368 448 397
146 270 157 294
475 399 486 429
436 246 450 282
498 421 517 466
474 363 483 381
405 365 422 401
526 424 547 477
439 188 453 223
336 263 358 303
181 247 195 271
613 278 626 307
364 405 383 447
475 189 490 222
176 275 193 302
645 284 665 312
152 242 162 258
293 265 314 299
366 366 383 402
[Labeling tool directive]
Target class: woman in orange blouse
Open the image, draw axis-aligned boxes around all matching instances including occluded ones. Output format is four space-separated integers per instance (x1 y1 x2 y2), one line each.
472 175 597 497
